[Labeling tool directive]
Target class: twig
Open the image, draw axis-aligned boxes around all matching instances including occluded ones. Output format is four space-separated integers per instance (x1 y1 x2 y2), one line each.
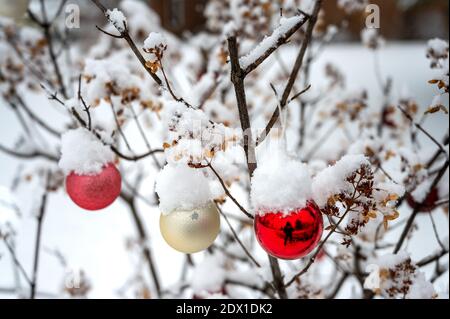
77 75 92 131
242 14 309 76
2 238 33 287
256 0 322 146
0 144 58 162
129 106 162 169
227 36 257 176
428 212 446 251
417 249 449 268
64 97 165 162
227 34 287 299
393 159 449 253
398 105 449 161
120 191 162 298
326 272 349 299
91 0 161 84
285 171 364 288
215 203 261 267
110 101 133 153
28 0 68 99
30 172 50 299
208 163 253 219
95 25 123 39
285 206 351 287
427 134 449 169
15 95 61 137
303 121 340 160
224 279 274 297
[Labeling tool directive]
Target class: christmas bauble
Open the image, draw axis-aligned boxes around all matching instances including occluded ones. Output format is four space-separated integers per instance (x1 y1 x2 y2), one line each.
406 187 439 213
66 163 121 211
254 201 323 260
160 203 220 254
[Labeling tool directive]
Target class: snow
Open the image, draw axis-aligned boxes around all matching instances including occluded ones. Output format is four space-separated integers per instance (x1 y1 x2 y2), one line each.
190 253 226 294
312 154 370 207
411 178 433 203
223 21 237 38
1 26 448 298
106 8 127 33
407 272 437 299
427 38 449 58
120 0 161 36
365 251 437 299
251 150 312 214
361 28 385 49
82 57 141 106
58 128 115 176
161 101 236 166
438 169 449 198
155 164 213 214
239 15 305 70
143 32 166 52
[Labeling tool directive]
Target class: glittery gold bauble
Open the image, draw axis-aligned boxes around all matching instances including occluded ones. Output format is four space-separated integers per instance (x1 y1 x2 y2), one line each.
160 203 220 254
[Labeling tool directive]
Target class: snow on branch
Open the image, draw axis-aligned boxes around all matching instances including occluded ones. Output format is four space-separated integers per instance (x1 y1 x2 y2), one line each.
106 8 127 33
239 14 308 75
364 252 436 299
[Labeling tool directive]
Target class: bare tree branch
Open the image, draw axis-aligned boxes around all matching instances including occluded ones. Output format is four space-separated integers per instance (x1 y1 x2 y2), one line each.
215 203 261 267
256 0 322 146
120 187 162 298
242 13 309 76
30 172 50 299
394 159 449 253
208 163 253 219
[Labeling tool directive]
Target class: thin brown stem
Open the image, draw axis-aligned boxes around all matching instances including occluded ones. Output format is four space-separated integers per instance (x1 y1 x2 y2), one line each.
15 95 60 137
208 164 253 219
285 207 351 287
227 36 257 176
215 204 260 267
2 238 33 287
0 144 58 162
30 173 50 299
227 34 287 299
256 0 322 146
398 105 449 161
242 14 309 76
90 0 161 86
394 159 449 253
417 249 449 268
120 192 162 298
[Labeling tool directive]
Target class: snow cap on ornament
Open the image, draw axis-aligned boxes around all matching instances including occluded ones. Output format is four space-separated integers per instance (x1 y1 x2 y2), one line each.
251 150 323 260
155 164 220 254
59 128 121 211
250 150 313 215
155 164 214 214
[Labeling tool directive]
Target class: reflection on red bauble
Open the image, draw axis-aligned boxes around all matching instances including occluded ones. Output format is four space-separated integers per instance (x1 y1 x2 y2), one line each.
66 163 121 211
254 201 323 260
406 187 439 213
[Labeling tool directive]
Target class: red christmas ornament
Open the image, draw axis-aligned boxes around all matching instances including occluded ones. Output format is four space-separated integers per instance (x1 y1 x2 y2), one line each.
254 201 323 260
406 187 439 213
66 163 121 211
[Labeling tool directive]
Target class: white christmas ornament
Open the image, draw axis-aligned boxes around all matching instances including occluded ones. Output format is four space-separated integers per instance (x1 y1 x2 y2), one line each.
155 164 220 253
